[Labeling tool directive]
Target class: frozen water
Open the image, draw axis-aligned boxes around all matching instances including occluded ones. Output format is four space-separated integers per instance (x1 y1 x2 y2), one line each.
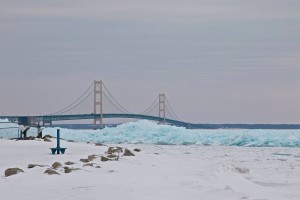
1 119 300 147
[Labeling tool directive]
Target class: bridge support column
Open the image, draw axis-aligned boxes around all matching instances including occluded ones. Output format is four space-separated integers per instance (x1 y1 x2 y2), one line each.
93 80 103 129
43 119 52 127
159 94 166 124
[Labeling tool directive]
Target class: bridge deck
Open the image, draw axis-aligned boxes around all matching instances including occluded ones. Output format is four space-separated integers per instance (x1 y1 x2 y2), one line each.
0 113 193 128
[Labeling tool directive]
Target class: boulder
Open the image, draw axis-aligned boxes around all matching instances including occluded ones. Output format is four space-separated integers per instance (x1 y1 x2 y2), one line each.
28 164 45 169
25 136 35 140
80 158 90 163
44 169 60 175
234 166 250 174
95 143 105 146
43 135 53 139
65 161 76 165
101 156 110 162
4 168 24 177
134 148 141 152
64 167 79 173
44 138 51 142
107 154 117 158
107 147 123 154
52 162 62 169
64 167 72 173
123 149 135 156
88 154 97 161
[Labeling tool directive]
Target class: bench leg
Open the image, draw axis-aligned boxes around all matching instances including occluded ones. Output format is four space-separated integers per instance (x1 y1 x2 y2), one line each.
51 149 56 154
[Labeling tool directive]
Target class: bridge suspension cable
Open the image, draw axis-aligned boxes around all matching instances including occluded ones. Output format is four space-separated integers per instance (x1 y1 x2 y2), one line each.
52 89 94 115
139 96 159 115
165 97 182 121
102 83 133 114
102 92 130 114
47 82 94 115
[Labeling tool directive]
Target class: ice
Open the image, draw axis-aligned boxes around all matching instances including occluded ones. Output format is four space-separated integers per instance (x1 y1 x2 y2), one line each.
1 119 300 147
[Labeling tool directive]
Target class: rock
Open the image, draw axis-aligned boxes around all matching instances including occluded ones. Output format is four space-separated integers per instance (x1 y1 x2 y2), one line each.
134 148 141 152
83 163 94 167
28 164 36 169
123 149 135 156
95 143 105 146
64 167 72 173
107 147 123 154
43 135 53 139
95 166 101 168
80 158 90 163
106 154 119 161
28 164 44 169
64 168 72 173
52 162 62 169
234 166 250 174
44 169 60 175
64 167 79 173
107 154 117 158
88 154 97 161
4 168 24 177
101 156 110 162
44 138 51 142
67 140 74 142
65 161 76 165
24 136 35 140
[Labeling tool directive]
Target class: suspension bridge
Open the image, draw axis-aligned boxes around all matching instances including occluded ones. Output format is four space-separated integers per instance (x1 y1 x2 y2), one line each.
1 81 200 129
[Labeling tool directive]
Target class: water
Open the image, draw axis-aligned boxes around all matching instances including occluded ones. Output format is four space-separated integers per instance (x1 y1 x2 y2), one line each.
1 119 300 147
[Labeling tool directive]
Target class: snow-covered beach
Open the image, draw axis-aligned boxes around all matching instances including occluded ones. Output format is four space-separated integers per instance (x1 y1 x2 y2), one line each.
1 120 300 200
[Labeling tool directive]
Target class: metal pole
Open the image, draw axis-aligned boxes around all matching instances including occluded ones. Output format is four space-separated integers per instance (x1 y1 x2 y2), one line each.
57 129 60 148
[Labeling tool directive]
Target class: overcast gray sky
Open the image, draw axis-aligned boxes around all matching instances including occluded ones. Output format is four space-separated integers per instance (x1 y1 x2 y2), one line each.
0 0 300 123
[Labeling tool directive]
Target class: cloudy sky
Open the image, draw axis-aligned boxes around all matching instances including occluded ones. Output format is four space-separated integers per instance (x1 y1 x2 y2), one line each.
0 0 300 123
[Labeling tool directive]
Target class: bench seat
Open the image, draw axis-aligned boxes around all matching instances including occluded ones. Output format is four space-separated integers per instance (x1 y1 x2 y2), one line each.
50 147 67 154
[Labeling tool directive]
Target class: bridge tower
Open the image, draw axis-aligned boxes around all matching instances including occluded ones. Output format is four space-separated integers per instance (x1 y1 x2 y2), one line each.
93 80 103 129
159 94 166 123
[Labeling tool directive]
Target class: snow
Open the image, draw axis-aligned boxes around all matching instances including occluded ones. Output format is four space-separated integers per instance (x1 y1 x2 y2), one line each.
0 138 300 200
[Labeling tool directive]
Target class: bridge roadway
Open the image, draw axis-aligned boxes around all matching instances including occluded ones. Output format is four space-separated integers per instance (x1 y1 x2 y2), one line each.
1 113 197 129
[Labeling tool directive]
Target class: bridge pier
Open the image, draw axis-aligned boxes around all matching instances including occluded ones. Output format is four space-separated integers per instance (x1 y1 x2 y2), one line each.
43 119 52 127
